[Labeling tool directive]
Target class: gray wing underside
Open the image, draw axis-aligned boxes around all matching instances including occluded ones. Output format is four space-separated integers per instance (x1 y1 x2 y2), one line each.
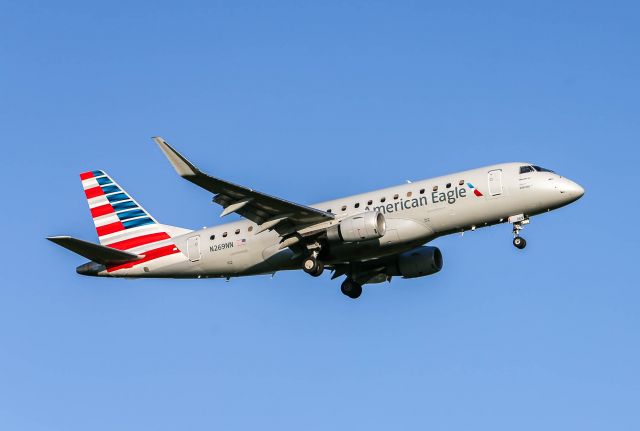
154 137 334 235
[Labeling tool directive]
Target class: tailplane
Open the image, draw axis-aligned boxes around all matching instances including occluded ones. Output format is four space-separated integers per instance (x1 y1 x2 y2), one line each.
47 236 141 265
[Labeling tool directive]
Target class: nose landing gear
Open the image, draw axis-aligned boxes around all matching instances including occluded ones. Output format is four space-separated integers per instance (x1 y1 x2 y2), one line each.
509 214 529 250
513 236 527 249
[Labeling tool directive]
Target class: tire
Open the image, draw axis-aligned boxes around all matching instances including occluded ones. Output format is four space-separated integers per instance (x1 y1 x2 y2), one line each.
513 237 527 249
349 283 362 299
341 279 362 299
303 257 319 274
312 262 325 277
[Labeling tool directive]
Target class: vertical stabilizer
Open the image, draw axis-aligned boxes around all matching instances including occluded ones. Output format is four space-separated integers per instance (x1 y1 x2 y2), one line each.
79 170 184 271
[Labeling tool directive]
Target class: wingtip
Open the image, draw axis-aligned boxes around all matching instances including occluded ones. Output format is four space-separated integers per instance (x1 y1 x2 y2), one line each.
152 136 199 177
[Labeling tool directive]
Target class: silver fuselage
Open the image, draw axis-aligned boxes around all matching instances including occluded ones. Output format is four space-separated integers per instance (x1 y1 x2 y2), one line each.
92 162 583 278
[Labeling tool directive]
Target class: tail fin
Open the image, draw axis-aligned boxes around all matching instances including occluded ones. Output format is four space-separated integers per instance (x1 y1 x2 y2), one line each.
79 170 176 254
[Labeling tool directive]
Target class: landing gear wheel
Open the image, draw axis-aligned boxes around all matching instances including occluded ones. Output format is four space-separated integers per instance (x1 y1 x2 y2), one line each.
312 261 325 277
303 256 324 276
341 279 363 299
510 216 530 250
513 236 527 249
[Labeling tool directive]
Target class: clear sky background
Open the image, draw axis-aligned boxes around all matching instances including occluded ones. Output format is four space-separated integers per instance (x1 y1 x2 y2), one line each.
1 1 638 429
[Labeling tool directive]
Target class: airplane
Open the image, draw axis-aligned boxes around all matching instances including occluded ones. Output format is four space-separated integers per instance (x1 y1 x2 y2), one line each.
48 137 585 299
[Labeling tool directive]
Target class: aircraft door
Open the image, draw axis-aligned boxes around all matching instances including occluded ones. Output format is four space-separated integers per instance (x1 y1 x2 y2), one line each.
187 235 201 262
488 169 503 196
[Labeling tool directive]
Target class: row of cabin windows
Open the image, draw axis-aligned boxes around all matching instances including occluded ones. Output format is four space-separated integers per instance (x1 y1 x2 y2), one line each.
211 177 472 238
327 180 467 213
210 225 253 241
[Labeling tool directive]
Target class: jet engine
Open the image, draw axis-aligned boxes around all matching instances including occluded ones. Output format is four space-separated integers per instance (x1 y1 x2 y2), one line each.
327 212 386 243
388 246 443 278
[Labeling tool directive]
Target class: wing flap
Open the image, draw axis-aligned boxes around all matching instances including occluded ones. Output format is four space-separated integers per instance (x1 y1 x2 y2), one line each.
47 236 142 265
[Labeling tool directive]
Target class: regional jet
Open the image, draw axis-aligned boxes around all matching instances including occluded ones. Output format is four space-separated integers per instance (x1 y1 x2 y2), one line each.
48 138 584 298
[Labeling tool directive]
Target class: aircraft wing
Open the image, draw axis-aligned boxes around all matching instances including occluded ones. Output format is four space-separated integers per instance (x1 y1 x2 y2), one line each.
154 137 334 235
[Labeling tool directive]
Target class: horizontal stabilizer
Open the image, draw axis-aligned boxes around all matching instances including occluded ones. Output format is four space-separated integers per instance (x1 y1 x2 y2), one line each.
47 236 142 265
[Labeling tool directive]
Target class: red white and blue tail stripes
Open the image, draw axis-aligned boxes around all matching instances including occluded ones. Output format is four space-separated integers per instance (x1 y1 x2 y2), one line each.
80 170 182 273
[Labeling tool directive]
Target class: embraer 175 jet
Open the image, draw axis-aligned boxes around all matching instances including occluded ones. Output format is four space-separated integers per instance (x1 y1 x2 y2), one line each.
48 137 584 299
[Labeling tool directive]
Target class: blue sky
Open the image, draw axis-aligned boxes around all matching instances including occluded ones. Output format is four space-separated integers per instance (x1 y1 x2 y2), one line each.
1 1 638 429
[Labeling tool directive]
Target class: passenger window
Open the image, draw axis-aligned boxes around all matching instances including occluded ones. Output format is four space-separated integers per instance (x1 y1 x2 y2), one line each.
341 205 347 211
406 191 412 197
248 226 253 232
393 194 399 200
433 186 438 192
380 197 386 203
235 229 240 235
222 232 228 238
446 183 451 188
459 180 464 186
326 209 331 213
419 188 425 194
354 203 360 208
367 200 373 205
210 235 215 240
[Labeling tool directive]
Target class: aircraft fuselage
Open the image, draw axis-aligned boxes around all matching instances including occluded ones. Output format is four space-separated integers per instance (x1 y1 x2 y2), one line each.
97 161 582 279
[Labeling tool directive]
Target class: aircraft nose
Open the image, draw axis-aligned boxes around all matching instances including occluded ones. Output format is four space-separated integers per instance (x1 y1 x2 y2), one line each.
560 179 585 201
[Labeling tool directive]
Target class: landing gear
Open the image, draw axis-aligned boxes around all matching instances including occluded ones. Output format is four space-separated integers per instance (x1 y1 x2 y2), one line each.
509 214 530 250
341 279 362 299
513 236 527 249
303 255 324 277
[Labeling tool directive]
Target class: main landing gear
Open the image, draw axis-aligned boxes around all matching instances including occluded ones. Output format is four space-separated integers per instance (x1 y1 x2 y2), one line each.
300 243 362 299
302 255 362 299
341 279 362 299
303 254 324 277
509 214 530 250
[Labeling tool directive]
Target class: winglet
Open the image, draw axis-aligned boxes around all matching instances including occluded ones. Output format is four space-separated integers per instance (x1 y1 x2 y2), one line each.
153 136 200 177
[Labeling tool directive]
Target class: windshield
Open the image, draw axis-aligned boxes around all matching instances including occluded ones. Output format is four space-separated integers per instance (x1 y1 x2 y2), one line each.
532 165 554 173
519 166 534 174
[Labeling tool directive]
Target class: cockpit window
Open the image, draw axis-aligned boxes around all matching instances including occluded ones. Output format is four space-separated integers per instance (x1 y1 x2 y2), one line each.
532 165 554 173
520 166 534 174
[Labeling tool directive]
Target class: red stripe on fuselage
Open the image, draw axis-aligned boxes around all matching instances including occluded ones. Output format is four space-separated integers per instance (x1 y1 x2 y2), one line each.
474 189 483 197
80 171 94 180
90 204 114 218
96 221 125 236
84 186 104 199
106 244 180 272
107 232 171 250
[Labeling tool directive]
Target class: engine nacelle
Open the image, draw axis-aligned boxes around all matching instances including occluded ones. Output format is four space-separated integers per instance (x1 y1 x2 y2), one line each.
327 212 386 243
391 246 443 278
